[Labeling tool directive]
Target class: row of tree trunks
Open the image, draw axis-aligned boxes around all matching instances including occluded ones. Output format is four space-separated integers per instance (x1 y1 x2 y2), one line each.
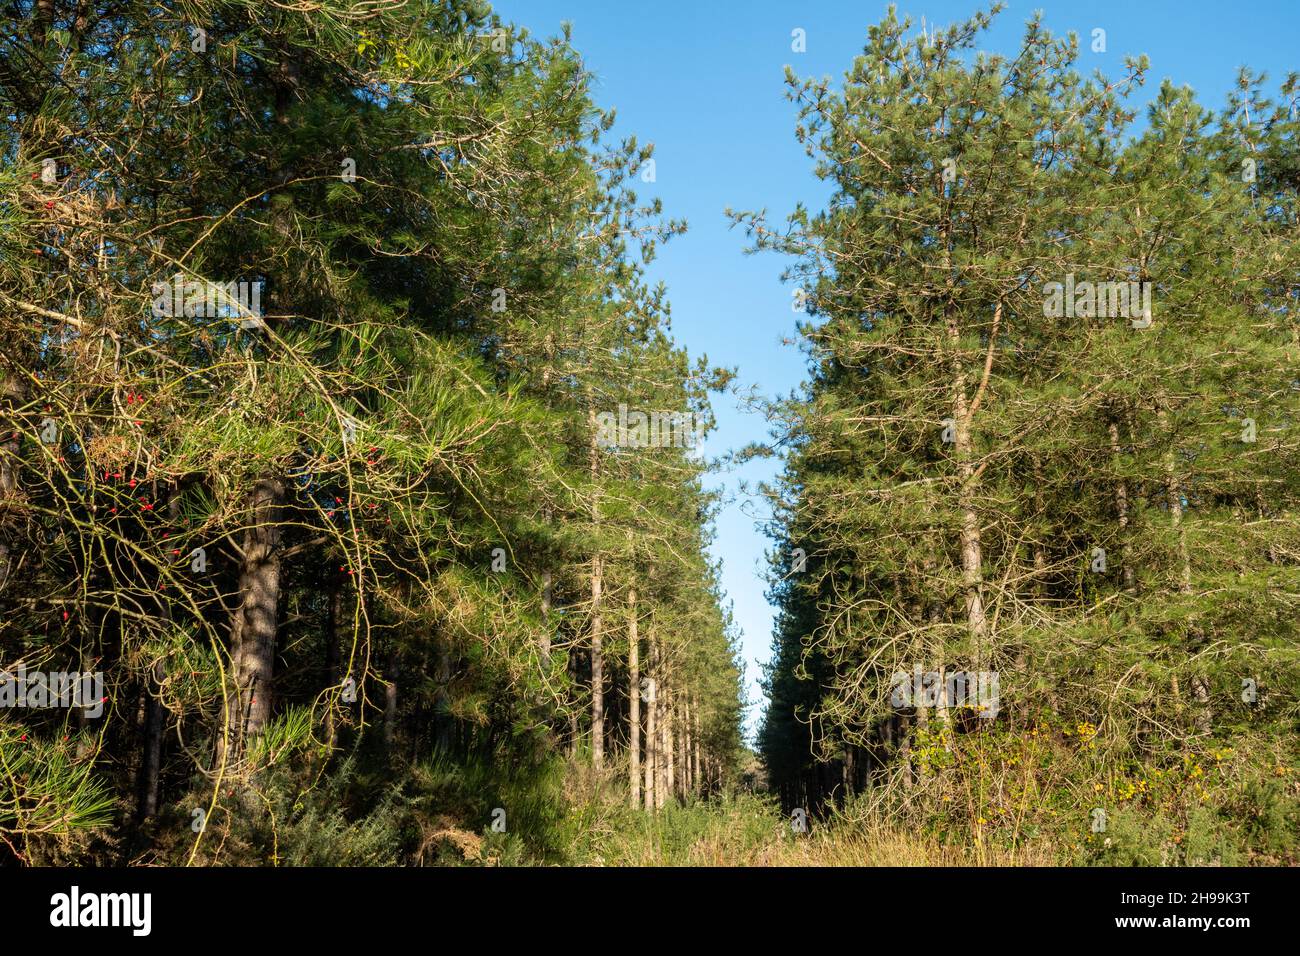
629 631 707 809
572 553 710 808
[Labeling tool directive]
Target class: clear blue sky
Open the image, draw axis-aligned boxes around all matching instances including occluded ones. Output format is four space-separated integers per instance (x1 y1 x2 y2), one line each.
494 0 1300 740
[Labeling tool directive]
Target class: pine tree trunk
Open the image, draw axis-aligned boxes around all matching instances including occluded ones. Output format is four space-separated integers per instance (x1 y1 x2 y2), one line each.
221 477 285 767
217 43 298 774
587 402 604 770
656 697 669 808
383 648 399 760
643 673 657 811
627 585 640 807
1157 407 1193 594
590 553 604 769
539 346 555 671
681 693 691 797
691 699 701 796
136 659 164 821
665 691 676 802
654 647 668 809
947 306 990 661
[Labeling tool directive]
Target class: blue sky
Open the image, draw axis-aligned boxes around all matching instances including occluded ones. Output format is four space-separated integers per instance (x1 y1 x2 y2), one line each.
494 0 1300 740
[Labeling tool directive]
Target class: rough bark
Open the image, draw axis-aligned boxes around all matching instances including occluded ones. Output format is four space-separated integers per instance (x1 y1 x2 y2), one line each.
136 660 164 821
587 402 604 770
627 585 640 808
691 698 701 796
653 638 666 809
221 477 285 767
590 553 604 769
643 673 657 811
664 690 676 802
382 648 399 759
948 306 990 660
681 693 691 796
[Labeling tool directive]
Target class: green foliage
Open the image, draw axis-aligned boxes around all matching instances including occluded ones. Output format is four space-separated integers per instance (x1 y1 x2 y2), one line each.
750 3 1300 862
0 729 115 847
405 748 570 865
0 0 742 865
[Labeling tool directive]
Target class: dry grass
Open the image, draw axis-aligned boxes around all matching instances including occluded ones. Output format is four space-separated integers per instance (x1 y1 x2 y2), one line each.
667 826 1058 867
563 787 1062 867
